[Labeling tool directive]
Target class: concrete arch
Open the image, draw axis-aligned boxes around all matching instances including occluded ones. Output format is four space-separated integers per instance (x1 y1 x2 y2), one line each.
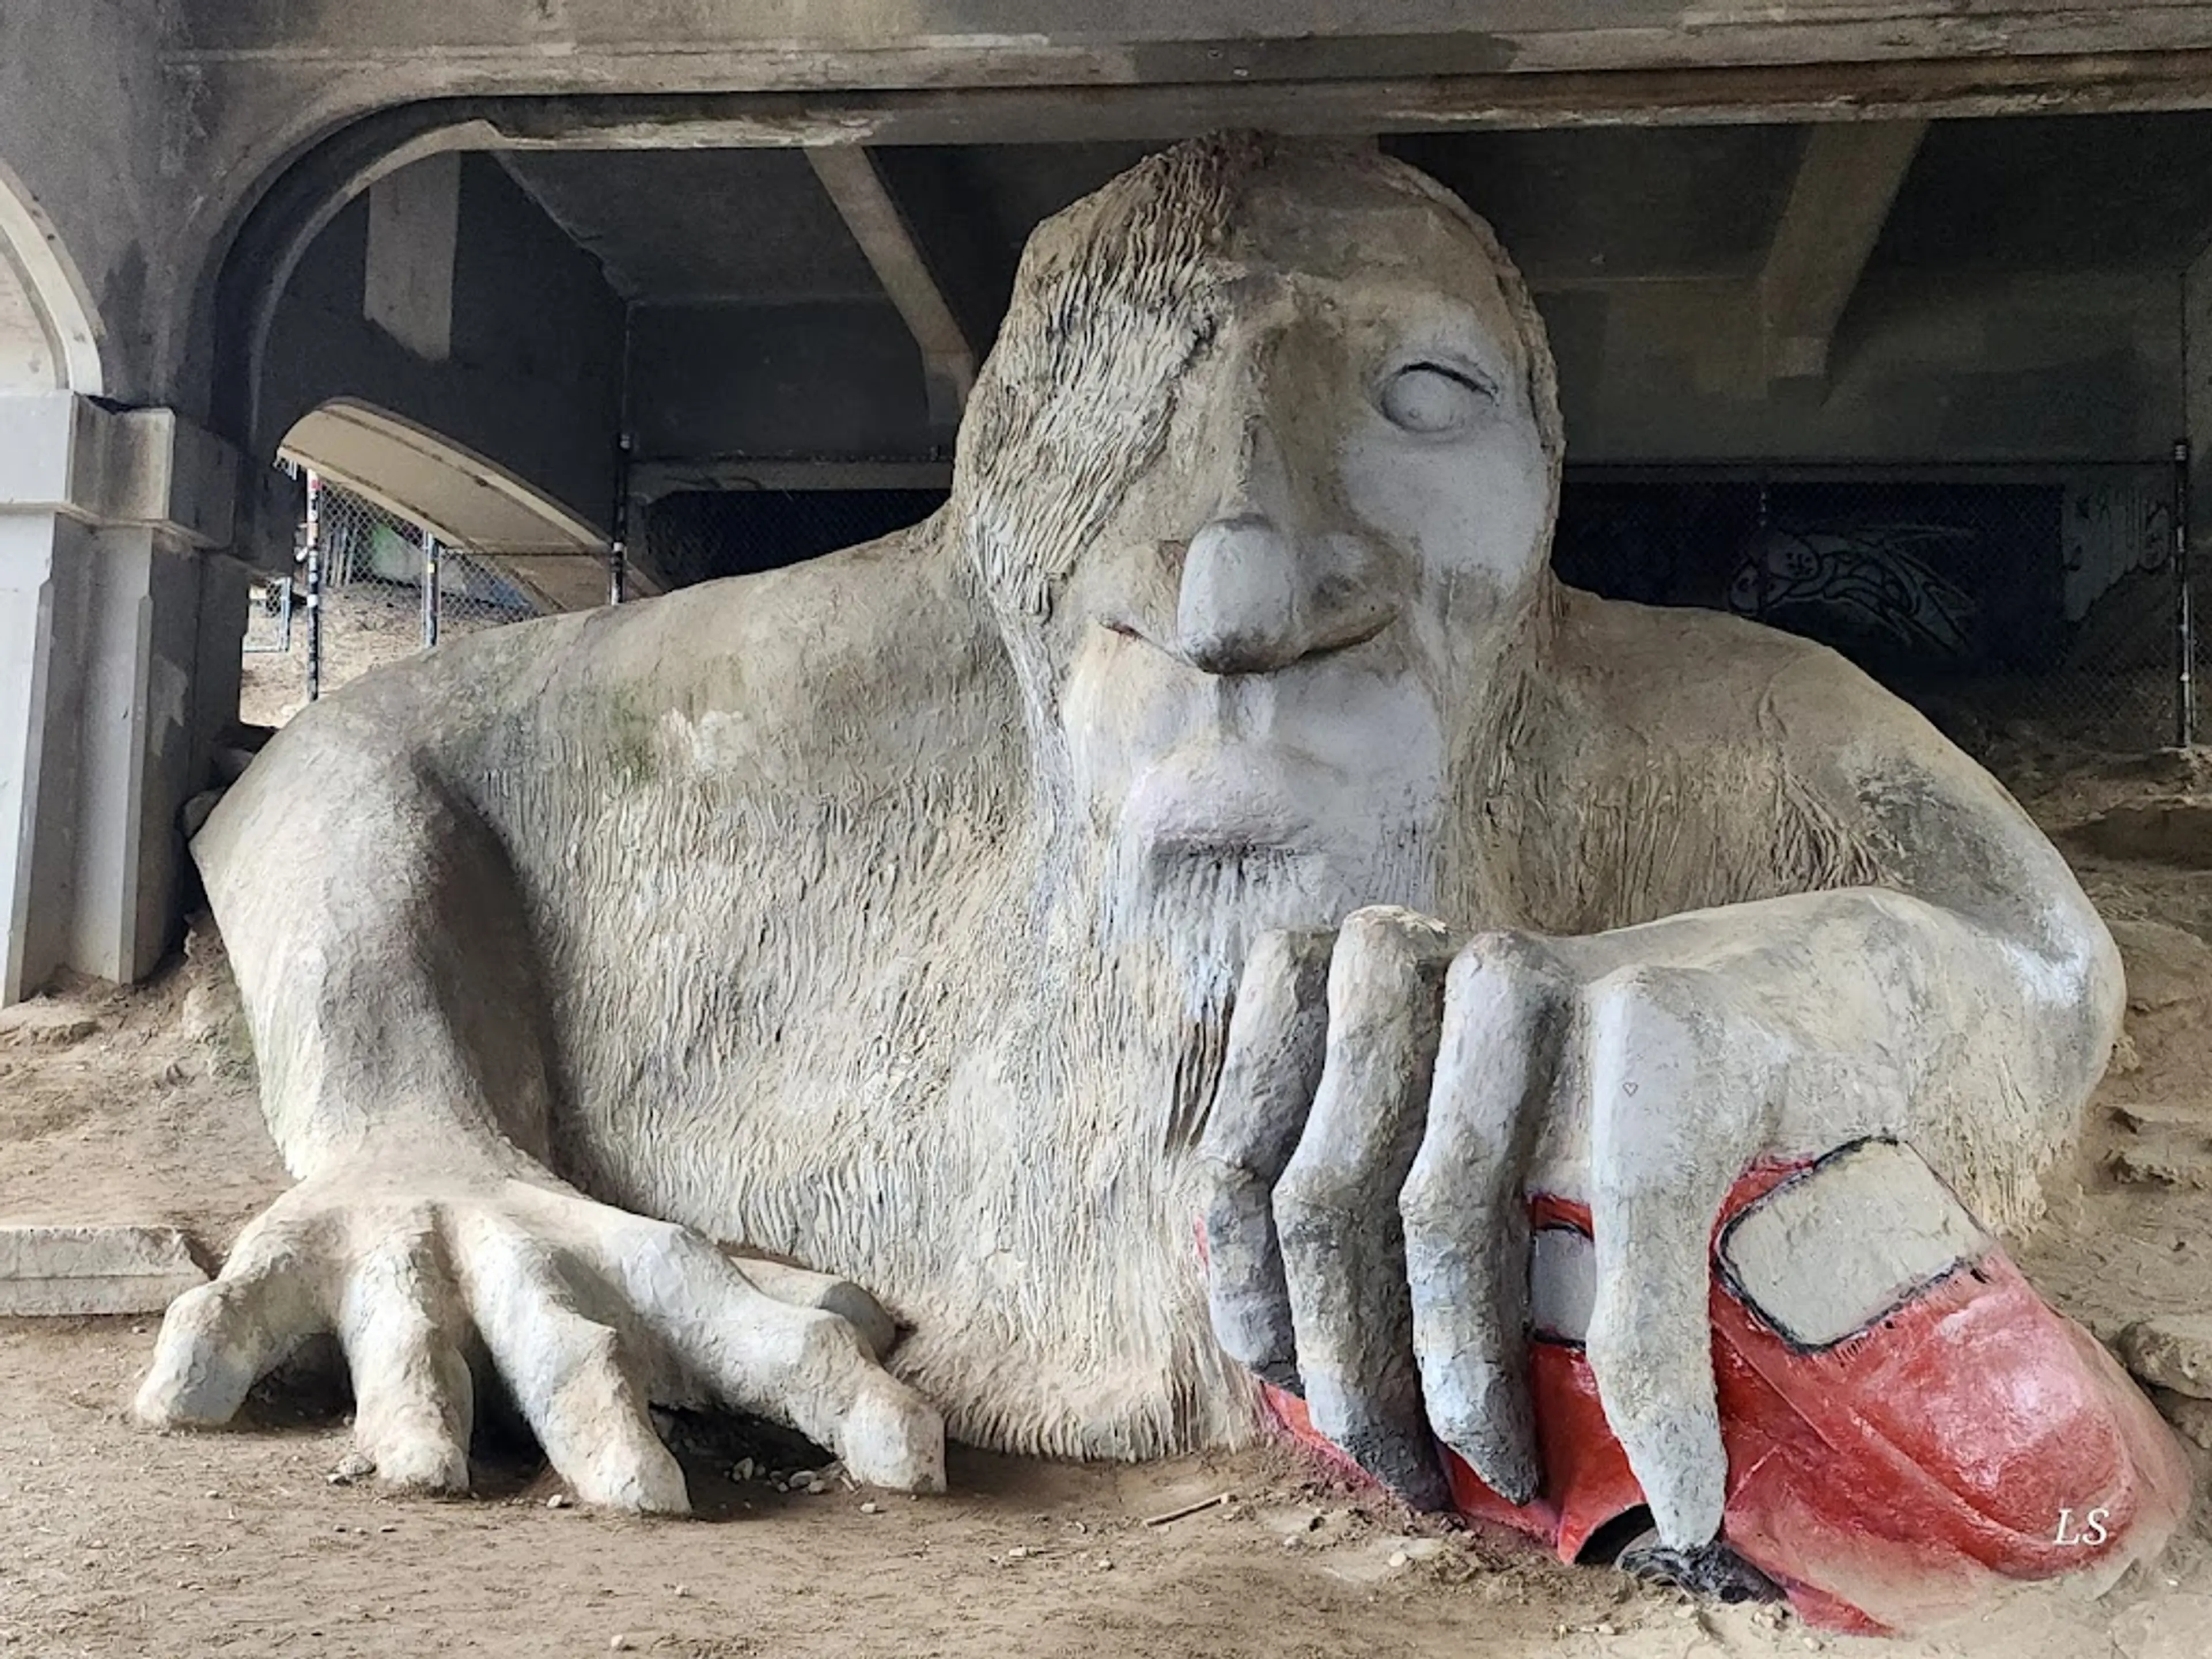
281 399 601 554
0 159 104 393
281 400 622 612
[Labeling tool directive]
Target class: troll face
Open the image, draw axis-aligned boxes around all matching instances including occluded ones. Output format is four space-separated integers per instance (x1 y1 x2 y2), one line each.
959 139 1564 965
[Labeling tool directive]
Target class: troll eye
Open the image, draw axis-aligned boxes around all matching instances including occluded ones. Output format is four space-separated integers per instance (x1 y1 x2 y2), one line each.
1378 362 1490 435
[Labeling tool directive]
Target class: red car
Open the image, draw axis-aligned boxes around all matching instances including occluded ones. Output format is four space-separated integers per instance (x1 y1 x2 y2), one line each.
1266 1136 2191 1635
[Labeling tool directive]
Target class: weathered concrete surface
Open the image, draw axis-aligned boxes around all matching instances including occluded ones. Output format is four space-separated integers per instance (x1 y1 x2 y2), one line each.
0 1 172 403
0 1225 207 1316
2119 1316 2212 1399
22 0 2212 422
0 393 249 1003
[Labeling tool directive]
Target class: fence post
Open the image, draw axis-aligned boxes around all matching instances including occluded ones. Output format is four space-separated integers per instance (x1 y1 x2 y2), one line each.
304 468 325 703
2177 438 2195 750
608 432 632 607
421 528 442 649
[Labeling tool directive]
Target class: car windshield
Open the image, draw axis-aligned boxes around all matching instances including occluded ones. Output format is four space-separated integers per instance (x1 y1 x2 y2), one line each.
1717 1138 1992 1351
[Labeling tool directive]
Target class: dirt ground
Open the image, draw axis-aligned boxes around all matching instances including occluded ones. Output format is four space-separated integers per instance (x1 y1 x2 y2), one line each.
2 728 2209 1658
239 582 516 729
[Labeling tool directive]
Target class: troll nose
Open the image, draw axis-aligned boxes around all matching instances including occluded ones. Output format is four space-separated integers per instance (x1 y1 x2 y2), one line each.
1175 514 1309 676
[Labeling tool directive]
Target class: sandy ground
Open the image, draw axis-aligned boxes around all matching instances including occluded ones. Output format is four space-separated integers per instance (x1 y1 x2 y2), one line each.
1 732 2209 1657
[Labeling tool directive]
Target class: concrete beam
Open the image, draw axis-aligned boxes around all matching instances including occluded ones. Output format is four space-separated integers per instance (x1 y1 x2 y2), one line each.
279 401 604 557
0 395 234 547
363 151 460 362
0 1224 206 1317
1758 121 1927 386
204 54 2212 458
805 147 976 437
172 5 2212 82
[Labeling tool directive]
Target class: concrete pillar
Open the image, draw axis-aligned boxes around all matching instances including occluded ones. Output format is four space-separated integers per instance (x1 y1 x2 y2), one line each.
0 392 245 1003
365 153 461 363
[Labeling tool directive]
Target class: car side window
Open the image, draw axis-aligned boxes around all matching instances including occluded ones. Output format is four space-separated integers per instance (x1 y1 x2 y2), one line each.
1717 1138 1992 1352
1531 1223 1596 1346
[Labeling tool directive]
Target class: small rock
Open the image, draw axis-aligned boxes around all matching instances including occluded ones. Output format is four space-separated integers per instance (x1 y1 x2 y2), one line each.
547 1493 571 1510
859 1501 880 1515
671 1585 688 1598
1005 1546 1031 1561
1096 1556 1113 1571
327 1453 374 1487
731 1459 755 1482
2153 1387 2212 1449
609 1637 631 1653
1387 1550 1410 1569
377 1524 397 1535
2108 1138 2212 1191
2120 1316 2212 1398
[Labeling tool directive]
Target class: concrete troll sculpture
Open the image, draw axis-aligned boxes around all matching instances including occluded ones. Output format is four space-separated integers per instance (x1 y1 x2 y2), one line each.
139 137 2187 1634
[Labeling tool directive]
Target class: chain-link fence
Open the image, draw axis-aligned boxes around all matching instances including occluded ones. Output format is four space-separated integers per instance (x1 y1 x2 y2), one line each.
241 569 294 659
1553 463 2194 769
641 488 948 590
241 469 550 728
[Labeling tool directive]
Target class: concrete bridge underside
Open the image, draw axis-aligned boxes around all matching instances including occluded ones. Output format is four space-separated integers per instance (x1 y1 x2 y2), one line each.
8 2 2212 1000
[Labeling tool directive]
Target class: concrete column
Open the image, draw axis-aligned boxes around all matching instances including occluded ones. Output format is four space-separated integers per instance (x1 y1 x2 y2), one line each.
0 392 245 1003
